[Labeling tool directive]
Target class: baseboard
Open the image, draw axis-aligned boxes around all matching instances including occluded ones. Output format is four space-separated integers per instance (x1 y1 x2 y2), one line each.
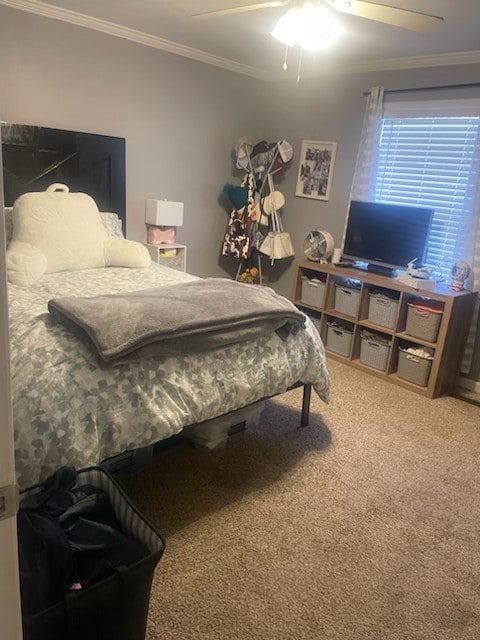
458 376 480 394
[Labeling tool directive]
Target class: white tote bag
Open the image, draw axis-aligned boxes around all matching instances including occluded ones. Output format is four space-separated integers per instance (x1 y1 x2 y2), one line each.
259 229 275 258
271 211 295 261
265 174 294 263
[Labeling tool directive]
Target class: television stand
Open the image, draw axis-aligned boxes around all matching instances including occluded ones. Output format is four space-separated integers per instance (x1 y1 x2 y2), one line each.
290 259 478 399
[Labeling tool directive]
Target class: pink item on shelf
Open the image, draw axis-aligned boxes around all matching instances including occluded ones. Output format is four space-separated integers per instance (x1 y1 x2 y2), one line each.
147 227 175 244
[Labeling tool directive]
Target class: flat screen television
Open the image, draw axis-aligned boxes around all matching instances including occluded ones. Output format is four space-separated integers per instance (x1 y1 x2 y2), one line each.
342 200 434 275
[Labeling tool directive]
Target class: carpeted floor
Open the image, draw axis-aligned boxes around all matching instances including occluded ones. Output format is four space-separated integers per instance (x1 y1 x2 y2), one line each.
118 359 480 640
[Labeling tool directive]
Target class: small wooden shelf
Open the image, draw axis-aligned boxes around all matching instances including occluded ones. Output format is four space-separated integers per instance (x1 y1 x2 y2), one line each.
143 242 187 272
357 319 395 336
394 331 436 349
292 259 477 398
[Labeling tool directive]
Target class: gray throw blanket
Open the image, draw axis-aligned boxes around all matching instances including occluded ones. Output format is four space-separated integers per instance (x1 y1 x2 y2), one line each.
48 278 306 363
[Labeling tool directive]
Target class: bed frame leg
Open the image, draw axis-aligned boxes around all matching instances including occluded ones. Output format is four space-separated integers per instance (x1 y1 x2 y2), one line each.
301 384 311 428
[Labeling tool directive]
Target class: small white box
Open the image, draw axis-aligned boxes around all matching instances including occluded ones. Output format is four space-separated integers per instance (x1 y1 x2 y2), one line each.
145 199 184 226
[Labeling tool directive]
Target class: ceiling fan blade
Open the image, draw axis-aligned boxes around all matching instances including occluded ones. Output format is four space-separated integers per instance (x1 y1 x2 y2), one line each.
324 0 444 32
192 1 291 19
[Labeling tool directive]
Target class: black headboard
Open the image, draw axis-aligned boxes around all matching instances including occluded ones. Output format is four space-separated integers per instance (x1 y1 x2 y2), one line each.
1 123 126 232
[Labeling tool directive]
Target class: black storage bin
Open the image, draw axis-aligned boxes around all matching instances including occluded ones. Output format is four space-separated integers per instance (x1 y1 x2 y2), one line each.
19 466 164 640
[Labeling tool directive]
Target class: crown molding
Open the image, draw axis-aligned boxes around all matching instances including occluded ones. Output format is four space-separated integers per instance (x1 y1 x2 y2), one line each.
2 0 480 82
269 50 480 82
0 0 271 81
333 50 480 76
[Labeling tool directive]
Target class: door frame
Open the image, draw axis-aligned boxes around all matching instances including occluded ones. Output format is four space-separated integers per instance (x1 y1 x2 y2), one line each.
0 129 23 639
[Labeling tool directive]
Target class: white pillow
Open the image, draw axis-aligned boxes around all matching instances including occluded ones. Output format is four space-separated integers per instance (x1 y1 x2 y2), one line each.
4 207 124 245
6 184 150 286
99 212 125 238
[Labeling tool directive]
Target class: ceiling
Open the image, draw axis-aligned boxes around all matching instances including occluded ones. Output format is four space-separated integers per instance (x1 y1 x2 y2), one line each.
3 0 480 80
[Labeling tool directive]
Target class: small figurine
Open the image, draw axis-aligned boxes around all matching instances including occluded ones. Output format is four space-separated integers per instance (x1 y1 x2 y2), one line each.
450 261 471 291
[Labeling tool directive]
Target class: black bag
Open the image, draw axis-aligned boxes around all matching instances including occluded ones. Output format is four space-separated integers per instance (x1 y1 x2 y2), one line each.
19 467 164 640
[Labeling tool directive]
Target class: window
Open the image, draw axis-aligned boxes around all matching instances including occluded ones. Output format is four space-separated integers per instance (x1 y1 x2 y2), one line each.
351 92 480 373
372 100 480 279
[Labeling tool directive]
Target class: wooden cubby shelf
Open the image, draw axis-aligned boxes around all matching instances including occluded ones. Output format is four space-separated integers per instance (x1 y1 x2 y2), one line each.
291 259 477 399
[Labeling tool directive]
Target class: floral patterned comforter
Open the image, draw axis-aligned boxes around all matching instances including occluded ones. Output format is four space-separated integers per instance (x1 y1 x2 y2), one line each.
9 264 329 489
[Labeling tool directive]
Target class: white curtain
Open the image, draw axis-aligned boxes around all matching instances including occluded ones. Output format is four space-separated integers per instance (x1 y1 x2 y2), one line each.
462 194 480 373
349 86 384 202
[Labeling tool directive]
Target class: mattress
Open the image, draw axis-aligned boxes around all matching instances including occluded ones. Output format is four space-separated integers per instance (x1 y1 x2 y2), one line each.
9 263 329 489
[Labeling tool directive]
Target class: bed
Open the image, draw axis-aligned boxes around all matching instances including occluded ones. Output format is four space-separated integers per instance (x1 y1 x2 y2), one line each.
5 188 329 491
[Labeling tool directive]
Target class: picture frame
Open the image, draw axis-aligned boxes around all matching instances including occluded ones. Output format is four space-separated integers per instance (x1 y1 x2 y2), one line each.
295 140 337 201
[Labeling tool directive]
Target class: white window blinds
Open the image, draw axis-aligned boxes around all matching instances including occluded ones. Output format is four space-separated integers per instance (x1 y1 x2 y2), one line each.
373 100 480 278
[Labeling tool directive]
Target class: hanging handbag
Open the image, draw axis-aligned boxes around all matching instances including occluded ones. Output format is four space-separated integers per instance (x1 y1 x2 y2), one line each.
259 208 294 263
271 213 295 260
260 174 294 263
259 230 274 258
222 173 256 260
259 172 276 259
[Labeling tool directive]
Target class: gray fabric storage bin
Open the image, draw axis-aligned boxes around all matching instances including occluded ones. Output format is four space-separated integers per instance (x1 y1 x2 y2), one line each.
360 333 391 371
406 301 444 342
326 323 353 357
397 348 433 386
301 276 326 308
368 291 399 329
334 283 361 317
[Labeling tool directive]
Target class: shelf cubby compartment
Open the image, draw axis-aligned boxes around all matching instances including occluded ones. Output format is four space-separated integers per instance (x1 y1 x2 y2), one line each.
331 277 362 318
358 329 392 372
299 273 327 309
364 285 400 330
396 343 435 388
293 266 327 310
405 298 444 343
325 317 354 359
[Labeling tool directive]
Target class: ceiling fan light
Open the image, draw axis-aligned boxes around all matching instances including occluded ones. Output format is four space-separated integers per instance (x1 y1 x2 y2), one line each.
271 6 301 47
271 3 343 51
300 4 343 50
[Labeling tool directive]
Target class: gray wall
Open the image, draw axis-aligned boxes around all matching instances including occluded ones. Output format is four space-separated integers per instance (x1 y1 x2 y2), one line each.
0 5 268 279
1 6 478 380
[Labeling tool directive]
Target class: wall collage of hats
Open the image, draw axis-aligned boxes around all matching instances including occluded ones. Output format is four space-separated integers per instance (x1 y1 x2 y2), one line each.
222 137 294 284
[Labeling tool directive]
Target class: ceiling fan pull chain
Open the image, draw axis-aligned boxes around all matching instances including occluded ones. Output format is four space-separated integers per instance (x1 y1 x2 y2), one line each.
283 45 289 71
296 47 303 83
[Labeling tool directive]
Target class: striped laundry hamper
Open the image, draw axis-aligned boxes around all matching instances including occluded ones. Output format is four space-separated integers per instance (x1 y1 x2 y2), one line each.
19 466 164 640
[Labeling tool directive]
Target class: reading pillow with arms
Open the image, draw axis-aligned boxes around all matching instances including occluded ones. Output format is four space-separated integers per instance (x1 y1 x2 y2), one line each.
7 184 150 286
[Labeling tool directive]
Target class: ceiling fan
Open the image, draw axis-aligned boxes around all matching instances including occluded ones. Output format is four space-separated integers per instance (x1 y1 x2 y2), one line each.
192 1 444 33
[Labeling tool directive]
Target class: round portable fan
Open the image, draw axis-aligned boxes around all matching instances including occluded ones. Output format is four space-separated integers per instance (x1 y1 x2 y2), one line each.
304 229 334 263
